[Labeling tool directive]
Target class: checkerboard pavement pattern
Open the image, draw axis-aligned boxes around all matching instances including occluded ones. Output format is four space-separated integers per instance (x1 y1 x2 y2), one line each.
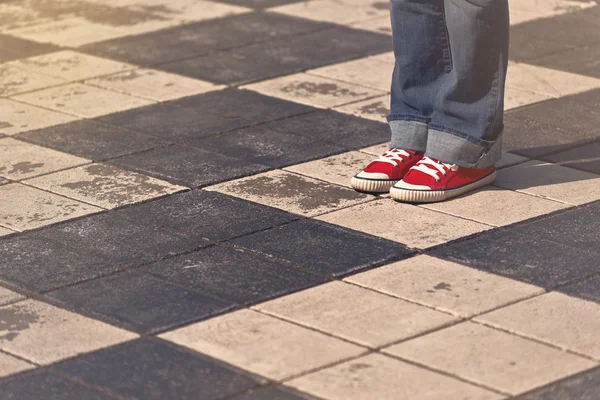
1 0 600 398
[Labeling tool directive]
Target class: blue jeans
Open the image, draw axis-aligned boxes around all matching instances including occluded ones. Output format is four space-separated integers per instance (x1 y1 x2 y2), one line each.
388 0 509 168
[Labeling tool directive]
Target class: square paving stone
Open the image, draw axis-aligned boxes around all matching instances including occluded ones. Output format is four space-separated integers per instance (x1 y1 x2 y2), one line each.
0 183 102 231
228 219 412 277
248 109 390 150
189 123 345 168
0 65 66 97
270 0 390 26
45 271 234 334
52 339 265 400
216 0 303 9
160 309 365 380
116 190 297 242
142 245 326 305
255 281 456 347
385 322 595 395
0 234 119 293
159 25 392 85
541 141 600 175
560 276 600 304
346 255 543 318
567 87 600 111
0 370 115 400
0 137 89 181
109 144 270 188
514 202 600 253
530 41 600 79
25 163 186 209
233 386 317 400
513 365 600 400
475 292 600 360
207 170 372 217
0 299 136 365
307 56 394 92
0 34 58 63
98 88 315 142
334 94 389 123
80 12 331 66
17 119 170 161
431 230 600 289
287 353 501 400
0 287 24 307
39 211 207 268
0 352 34 379
0 99 80 137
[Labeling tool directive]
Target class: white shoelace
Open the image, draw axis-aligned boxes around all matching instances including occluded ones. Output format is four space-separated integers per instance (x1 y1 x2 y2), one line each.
412 157 458 181
374 149 413 166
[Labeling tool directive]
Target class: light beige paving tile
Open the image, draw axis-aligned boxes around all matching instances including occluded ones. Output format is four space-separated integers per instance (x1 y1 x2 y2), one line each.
0 138 89 180
206 170 372 217
14 83 154 118
284 151 376 188
335 95 389 122
360 142 389 156
160 309 365 380
315 199 492 249
0 183 101 231
350 16 393 35
308 58 393 92
0 2 47 33
496 152 529 169
0 353 34 378
85 68 222 102
0 299 136 365
508 0 596 25
0 65 65 97
0 287 24 307
420 186 570 227
476 292 600 360
125 0 250 22
495 160 600 206
12 51 135 81
385 322 596 395
346 255 543 318
26 163 186 209
242 73 384 109
504 86 552 110
0 99 79 136
0 226 16 237
506 61 600 99
288 353 503 400
255 281 457 348
368 51 395 64
269 0 389 25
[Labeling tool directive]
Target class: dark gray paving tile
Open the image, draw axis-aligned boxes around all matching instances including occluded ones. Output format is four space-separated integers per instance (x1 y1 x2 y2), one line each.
514 365 600 400
508 35 576 63
0 234 117 293
158 26 392 85
565 88 600 114
215 0 302 9
189 123 345 168
109 144 270 188
228 219 412 277
142 245 326 305
39 212 206 268
98 88 315 142
52 339 265 400
0 34 59 63
45 271 234 334
431 230 600 289
0 370 115 400
530 42 600 78
258 109 390 150
17 119 169 161
116 190 297 242
541 141 600 174
560 276 600 304
233 385 316 400
514 203 600 253
80 12 330 66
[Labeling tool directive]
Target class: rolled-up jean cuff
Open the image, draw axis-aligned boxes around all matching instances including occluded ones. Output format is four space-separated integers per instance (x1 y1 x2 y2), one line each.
388 120 428 152
425 128 503 168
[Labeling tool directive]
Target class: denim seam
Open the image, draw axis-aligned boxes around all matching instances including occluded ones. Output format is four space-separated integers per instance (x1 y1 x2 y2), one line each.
428 124 495 148
387 114 430 124
440 1 453 72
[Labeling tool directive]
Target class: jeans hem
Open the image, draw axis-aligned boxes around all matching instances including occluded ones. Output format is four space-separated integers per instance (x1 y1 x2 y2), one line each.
425 128 502 169
388 119 428 152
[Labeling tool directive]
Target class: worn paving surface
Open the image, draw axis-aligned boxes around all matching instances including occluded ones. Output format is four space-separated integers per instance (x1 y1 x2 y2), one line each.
1 0 600 399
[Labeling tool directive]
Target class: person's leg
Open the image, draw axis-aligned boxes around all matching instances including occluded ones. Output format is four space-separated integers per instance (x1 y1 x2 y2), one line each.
388 0 451 152
426 0 510 168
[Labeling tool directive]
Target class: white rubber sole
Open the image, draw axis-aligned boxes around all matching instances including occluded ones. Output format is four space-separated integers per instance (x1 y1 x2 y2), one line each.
389 170 497 203
350 176 398 194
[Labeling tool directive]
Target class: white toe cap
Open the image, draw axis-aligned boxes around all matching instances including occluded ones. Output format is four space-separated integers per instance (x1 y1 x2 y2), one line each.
355 171 391 180
394 180 431 190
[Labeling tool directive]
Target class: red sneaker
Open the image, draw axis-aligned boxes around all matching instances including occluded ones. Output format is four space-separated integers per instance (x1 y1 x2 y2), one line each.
351 149 423 193
390 156 496 203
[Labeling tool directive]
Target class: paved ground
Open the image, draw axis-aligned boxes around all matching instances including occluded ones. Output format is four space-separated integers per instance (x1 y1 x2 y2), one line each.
1 0 600 399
